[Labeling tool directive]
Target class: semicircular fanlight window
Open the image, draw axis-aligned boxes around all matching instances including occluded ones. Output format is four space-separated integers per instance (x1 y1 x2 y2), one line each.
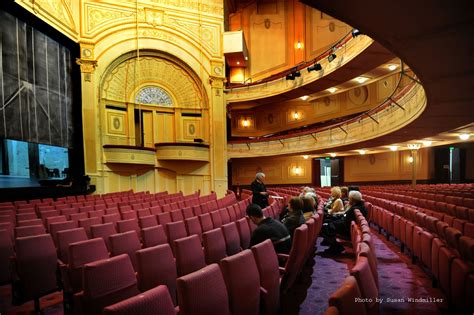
135 86 173 106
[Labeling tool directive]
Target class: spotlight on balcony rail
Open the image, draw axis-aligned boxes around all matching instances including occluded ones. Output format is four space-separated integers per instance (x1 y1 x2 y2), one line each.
328 53 336 63
352 29 362 37
285 70 301 80
308 63 322 72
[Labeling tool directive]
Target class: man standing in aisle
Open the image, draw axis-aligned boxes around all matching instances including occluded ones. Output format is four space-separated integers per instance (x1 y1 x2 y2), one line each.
251 172 269 208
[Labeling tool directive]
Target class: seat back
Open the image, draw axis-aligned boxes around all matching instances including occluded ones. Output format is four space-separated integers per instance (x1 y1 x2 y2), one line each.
219 250 260 315
329 276 367 315
15 234 58 299
81 254 140 315
184 217 203 240
236 218 251 249
14 225 46 238
281 224 308 292
102 285 176 315
117 219 140 237
56 227 88 264
350 257 379 314
110 231 142 271
177 264 231 315
91 223 117 251
203 228 227 264
221 222 241 256
141 225 167 248
136 244 178 305
0 229 14 283
165 221 188 251
251 239 280 315
174 235 206 277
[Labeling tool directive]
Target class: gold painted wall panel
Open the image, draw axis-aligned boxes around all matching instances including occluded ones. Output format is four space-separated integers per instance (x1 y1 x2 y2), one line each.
344 149 433 183
155 113 175 143
248 0 288 78
232 156 312 186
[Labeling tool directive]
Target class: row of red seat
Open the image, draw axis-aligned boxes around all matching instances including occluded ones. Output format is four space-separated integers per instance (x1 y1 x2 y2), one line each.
365 193 474 239
368 199 474 313
325 208 379 315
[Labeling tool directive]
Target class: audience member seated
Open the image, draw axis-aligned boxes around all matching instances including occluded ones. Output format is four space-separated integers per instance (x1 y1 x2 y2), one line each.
246 204 291 254
281 197 305 237
302 194 317 220
341 186 349 206
324 187 344 215
321 190 367 255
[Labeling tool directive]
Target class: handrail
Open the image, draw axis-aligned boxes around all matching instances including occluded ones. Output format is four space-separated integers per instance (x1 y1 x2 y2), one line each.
228 64 413 145
226 29 356 89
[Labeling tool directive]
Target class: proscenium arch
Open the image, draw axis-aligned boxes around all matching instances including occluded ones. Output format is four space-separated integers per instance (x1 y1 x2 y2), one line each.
100 50 209 109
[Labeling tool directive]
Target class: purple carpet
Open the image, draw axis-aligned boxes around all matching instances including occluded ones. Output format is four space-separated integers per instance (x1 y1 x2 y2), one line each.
298 228 448 315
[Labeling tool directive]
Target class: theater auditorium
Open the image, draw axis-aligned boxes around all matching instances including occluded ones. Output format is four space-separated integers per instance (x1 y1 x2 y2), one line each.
0 0 473 314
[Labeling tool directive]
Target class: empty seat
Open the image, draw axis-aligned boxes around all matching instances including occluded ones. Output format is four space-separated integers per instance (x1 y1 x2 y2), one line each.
67 238 110 292
219 208 231 225
356 242 378 289
184 217 203 240
136 244 177 304
14 225 46 238
251 239 280 315
0 229 14 283
102 285 176 315
17 218 43 227
165 221 188 253
141 225 167 248
79 217 102 237
280 224 308 293
110 231 142 271
220 250 260 315
56 227 88 264
170 209 184 222
91 223 117 251
203 228 227 264
236 218 251 249
138 215 158 229
177 264 231 315
198 213 214 233
77 254 140 315
117 219 140 236
210 211 223 228
50 221 78 243
221 222 241 256
13 234 58 313
174 235 206 277
350 257 379 315
157 212 172 226
328 276 367 315
103 213 121 225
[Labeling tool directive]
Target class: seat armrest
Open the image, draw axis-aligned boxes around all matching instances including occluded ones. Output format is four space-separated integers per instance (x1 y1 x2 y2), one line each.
279 266 286 275
260 286 268 296
277 253 289 260
175 305 180 314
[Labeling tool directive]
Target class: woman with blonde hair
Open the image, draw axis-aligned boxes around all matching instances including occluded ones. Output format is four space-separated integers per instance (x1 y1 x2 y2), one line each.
327 186 344 215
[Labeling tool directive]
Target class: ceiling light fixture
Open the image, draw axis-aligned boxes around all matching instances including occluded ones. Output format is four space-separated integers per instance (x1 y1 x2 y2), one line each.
422 140 432 147
359 149 366 155
388 64 398 71
330 153 337 157
303 155 309 159
459 133 470 140
407 143 421 150
300 95 309 101
327 87 338 93
389 146 398 151
354 76 369 83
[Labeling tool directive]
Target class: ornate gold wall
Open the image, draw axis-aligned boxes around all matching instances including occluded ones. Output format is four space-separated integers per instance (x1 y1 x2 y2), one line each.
15 0 227 196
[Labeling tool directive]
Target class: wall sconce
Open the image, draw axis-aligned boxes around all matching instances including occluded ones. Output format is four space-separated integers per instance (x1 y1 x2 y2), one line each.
408 156 414 163
295 41 303 49
294 166 302 175
293 112 300 120
241 118 250 128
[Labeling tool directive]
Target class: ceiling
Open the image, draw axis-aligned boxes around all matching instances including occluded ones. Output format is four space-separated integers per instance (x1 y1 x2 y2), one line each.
297 0 474 153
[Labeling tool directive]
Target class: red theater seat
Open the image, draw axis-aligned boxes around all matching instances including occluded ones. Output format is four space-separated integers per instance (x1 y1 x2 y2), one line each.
174 235 206 277
136 244 177 305
220 250 260 315
103 285 176 315
203 228 227 264
328 276 367 315
141 225 167 248
177 264 231 315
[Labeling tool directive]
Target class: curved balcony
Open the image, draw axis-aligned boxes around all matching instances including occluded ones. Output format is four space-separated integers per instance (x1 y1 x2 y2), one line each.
155 142 210 162
226 34 394 108
227 72 426 158
103 145 156 166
